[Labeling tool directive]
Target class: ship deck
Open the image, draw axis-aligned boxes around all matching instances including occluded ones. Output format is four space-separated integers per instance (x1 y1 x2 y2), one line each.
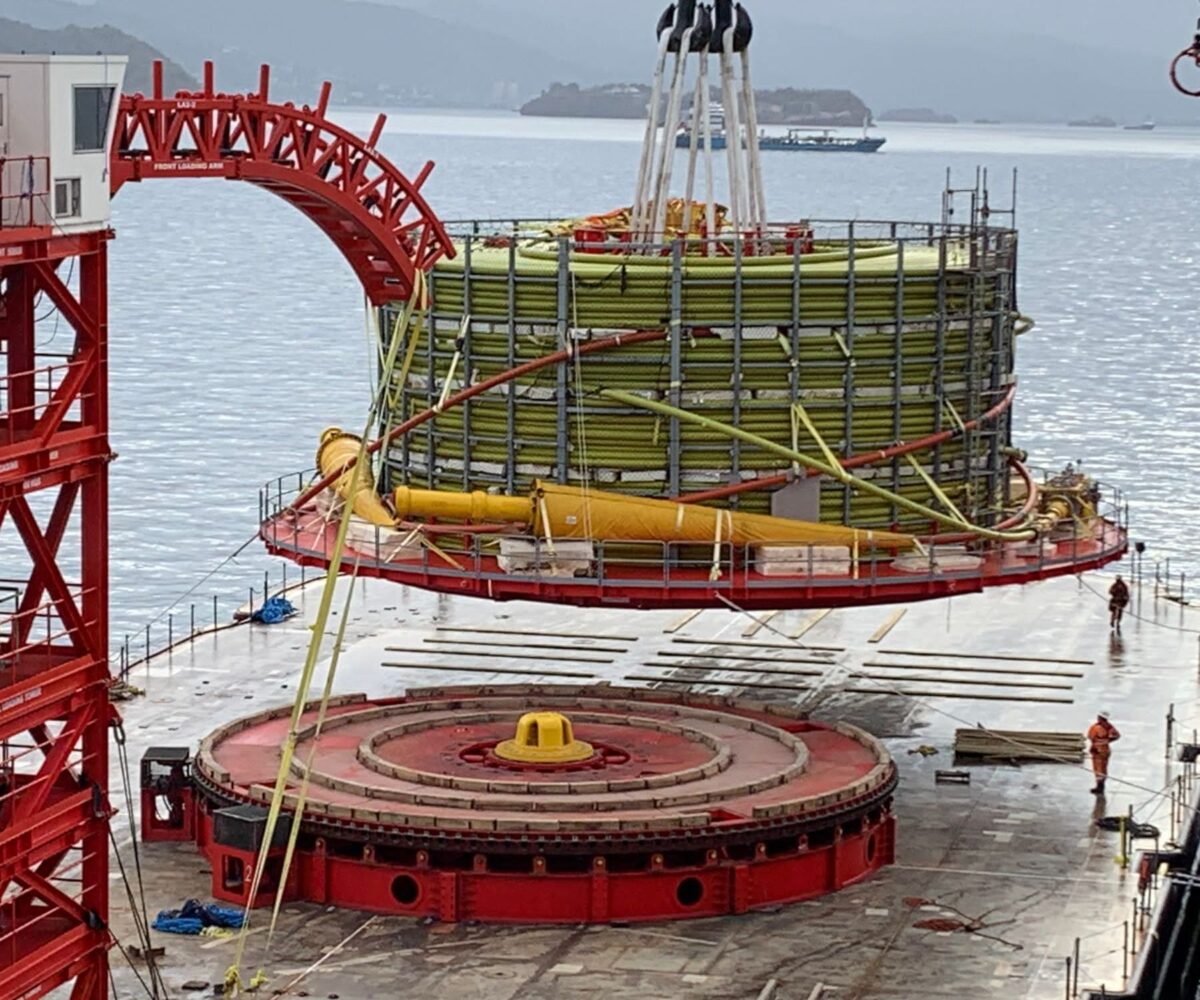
110 566 1199 999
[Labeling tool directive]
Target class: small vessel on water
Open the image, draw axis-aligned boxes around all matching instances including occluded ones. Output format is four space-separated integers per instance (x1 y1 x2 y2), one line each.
1124 117 1156 130
676 122 885 152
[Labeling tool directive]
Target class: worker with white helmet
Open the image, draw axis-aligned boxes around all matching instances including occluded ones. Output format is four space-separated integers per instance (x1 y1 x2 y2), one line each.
1087 711 1120 796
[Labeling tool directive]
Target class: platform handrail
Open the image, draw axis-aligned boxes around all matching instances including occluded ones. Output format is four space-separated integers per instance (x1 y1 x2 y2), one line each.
0 156 50 230
255 465 1127 601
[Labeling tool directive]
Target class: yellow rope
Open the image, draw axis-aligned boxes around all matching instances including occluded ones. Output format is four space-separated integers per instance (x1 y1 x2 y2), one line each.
227 278 422 993
266 562 360 943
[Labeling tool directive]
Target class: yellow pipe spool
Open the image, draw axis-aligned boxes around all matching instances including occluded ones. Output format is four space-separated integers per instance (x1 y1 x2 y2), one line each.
392 486 533 525
315 427 395 527
392 481 915 550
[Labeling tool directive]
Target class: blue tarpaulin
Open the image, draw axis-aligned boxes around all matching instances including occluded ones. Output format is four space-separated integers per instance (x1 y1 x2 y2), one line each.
152 899 246 935
251 595 296 625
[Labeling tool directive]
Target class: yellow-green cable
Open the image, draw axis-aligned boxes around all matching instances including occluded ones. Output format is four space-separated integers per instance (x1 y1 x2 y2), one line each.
598 387 1034 543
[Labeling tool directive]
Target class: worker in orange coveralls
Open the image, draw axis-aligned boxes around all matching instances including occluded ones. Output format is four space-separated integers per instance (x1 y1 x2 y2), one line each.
1087 712 1120 796
1108 575 1130 632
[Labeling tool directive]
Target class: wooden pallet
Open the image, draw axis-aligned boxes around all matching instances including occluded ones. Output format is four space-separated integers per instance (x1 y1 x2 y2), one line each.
954 728 1085 762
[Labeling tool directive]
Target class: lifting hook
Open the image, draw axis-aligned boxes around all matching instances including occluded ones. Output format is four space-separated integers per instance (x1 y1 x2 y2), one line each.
1170 18 1200 96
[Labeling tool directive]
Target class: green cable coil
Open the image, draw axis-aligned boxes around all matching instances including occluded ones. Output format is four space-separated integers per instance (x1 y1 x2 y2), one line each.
378 220 1020 531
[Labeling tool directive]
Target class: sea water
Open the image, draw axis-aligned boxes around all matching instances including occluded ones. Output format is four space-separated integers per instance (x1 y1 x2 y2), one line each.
92 115 1200 639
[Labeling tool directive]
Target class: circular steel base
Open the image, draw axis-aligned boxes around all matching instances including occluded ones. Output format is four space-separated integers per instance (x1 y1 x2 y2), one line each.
195 684 897 923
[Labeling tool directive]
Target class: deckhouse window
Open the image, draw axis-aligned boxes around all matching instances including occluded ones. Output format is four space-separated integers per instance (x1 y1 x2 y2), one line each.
74 85 115 152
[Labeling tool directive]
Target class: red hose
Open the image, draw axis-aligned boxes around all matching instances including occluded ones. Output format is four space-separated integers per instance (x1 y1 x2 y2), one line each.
920 456 1037 544
675 383 1019 504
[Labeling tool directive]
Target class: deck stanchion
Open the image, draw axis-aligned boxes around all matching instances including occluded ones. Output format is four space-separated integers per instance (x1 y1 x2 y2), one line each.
1170 780 1178 845
168 613 173 649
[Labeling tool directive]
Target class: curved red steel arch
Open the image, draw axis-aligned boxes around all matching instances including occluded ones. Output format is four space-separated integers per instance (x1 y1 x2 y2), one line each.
109 61 454 304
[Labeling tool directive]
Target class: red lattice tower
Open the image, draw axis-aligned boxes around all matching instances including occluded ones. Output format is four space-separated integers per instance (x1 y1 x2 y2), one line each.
0 60 448 999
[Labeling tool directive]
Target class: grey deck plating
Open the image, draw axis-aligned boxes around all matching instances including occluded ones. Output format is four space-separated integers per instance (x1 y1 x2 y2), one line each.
109 571 1198 999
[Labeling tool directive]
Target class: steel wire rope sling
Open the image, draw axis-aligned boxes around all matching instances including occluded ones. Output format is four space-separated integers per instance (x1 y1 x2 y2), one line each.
225 279 426 995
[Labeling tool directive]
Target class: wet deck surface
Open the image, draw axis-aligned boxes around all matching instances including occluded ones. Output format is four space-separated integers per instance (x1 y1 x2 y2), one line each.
110 569 1200 999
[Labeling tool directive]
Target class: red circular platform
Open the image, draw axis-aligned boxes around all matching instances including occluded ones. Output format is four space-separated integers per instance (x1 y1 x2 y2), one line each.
193 684 897 923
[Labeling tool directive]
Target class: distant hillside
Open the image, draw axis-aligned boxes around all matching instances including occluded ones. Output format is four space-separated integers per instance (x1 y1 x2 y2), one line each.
755 89 871 126
879 107 958 124
521 84 651 119
522 83 872 125
0 17 197 95
0 0 591 107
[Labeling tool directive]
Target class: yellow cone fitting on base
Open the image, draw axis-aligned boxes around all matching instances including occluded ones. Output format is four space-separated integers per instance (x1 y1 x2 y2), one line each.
493 711 594 764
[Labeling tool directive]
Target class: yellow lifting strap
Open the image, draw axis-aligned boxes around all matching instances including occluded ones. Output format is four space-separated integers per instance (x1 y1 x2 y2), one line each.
791 400 842 472
266 562 360 943
227 278 424 994
904 453 966 523
379 273 428 453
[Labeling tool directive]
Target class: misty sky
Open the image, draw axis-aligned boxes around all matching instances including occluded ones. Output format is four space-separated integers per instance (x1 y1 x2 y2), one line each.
6 0 1199 120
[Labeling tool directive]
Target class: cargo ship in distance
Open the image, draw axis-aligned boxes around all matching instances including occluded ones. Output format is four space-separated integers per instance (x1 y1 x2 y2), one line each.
677 106 886 152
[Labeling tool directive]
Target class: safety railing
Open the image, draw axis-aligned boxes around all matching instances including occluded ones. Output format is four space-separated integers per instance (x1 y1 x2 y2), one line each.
0 582 102 689
256 466 1128 598
439 215 1017 245
108 559 306 679
1076 735 1200 998
0 585 16 645
0 357 95 448
0 156 50 230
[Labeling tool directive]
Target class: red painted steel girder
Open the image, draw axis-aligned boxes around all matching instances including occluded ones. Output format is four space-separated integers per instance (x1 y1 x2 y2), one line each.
0 233 113 999
109 61 454 305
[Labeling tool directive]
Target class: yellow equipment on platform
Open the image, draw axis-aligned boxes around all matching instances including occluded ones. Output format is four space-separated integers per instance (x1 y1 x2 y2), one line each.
392 481 916 550
315 427 394 527
494 711 595 764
